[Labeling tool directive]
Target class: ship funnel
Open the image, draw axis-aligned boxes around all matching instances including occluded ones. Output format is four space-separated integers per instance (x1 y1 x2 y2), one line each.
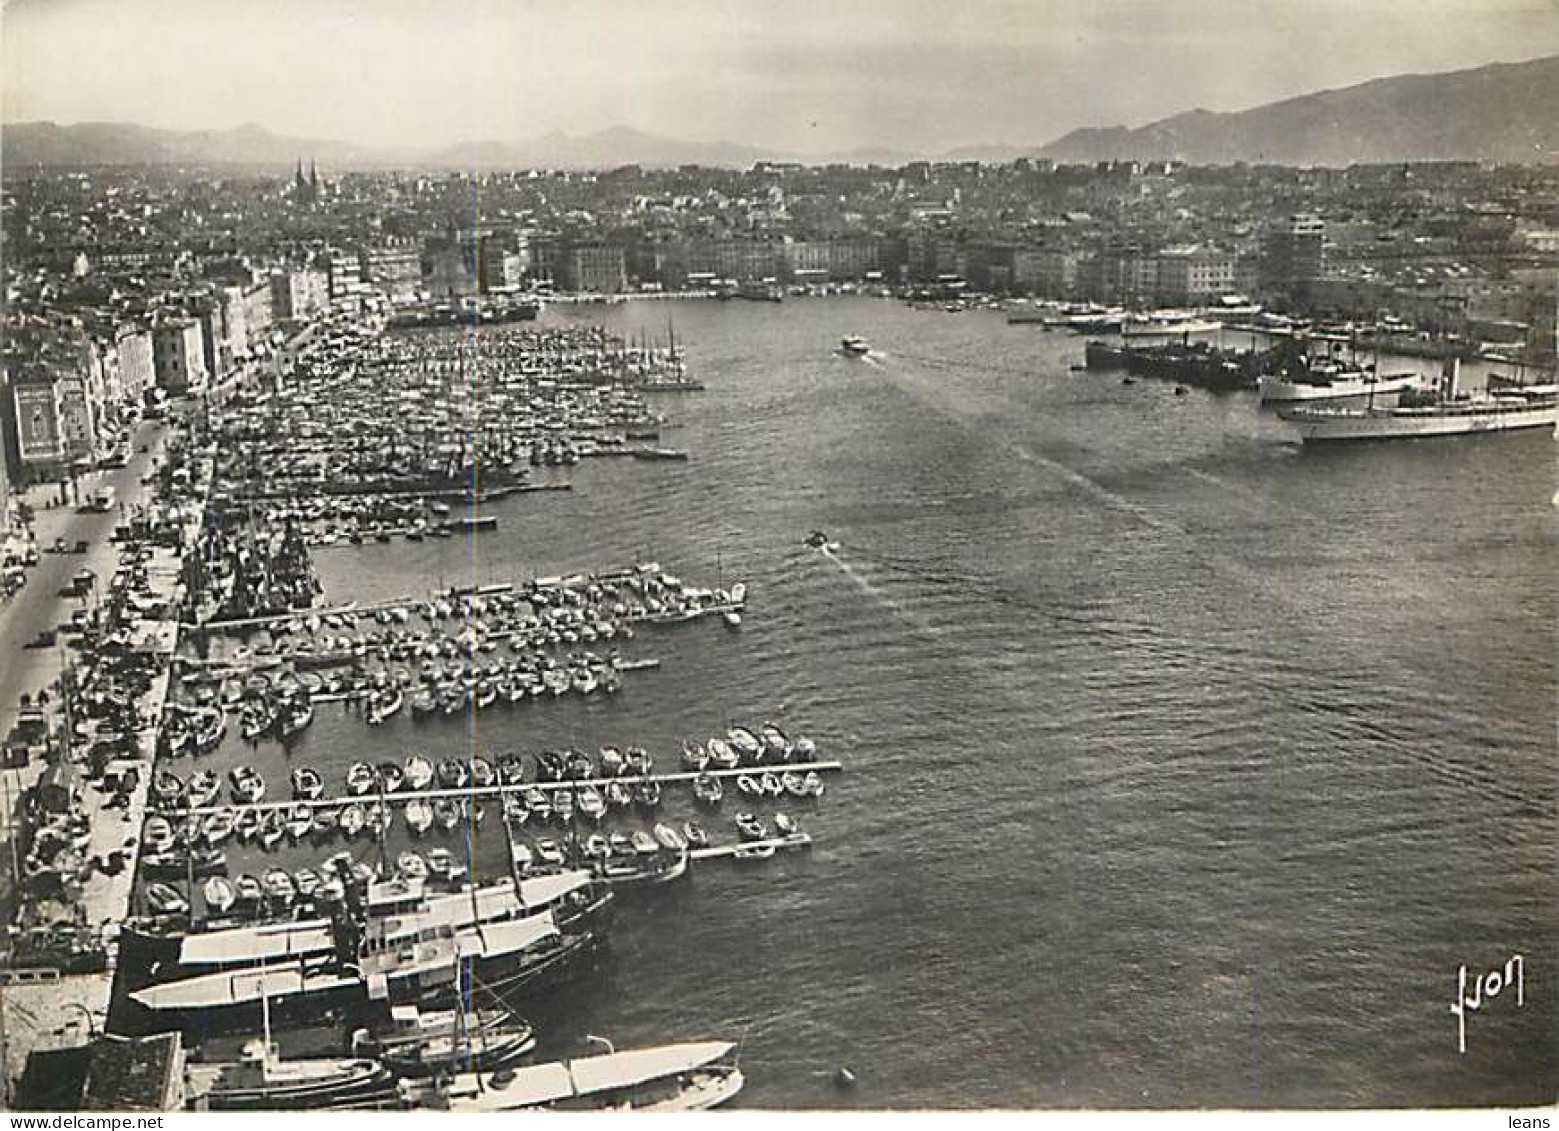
1440 355 1461 400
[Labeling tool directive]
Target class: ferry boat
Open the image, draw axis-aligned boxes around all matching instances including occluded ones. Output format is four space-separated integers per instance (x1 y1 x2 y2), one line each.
404 1039 743 1111
1258 365 1425 404
1278 360 1559 443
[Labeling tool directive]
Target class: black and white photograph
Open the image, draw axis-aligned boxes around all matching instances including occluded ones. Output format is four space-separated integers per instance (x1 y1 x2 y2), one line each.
0 0 1554 1114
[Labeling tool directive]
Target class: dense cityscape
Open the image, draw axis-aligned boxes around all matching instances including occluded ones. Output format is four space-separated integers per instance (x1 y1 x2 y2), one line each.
1 1 1556 1116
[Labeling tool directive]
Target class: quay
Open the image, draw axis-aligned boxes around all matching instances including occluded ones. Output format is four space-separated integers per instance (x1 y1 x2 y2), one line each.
154 760 846 817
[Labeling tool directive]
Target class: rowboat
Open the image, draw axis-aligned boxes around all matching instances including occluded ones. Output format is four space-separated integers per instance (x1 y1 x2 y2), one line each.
404 799 434 835
693 774 722 806
405 755 435 790
285 804 313 840
577 786 606 822
338 803 367 837
433 798 463 832
291 767 324 801
147 882 188 916
682 822 709 849
203 875 237 914
397 852 428 882
679 736 710 770
346 762 376 796
735 812 766 841
376 762 405 792
653 823 686 852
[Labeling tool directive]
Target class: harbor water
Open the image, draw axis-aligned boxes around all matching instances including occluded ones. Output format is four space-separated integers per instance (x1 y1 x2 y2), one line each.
224 297 1552 1108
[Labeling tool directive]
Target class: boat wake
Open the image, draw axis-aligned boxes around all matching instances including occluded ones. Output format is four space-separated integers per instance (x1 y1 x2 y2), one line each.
816 545 942 639
1011 443 1173 534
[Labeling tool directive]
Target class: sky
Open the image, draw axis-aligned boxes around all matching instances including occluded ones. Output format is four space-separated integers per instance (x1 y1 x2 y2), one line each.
3 0 1559 155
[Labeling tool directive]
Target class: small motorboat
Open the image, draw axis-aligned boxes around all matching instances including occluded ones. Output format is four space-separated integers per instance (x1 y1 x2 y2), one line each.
839 335 871 357
682 821 710 849
761 772 785 798
184 770 219 804
437 759 468 789
294 867 321 899
735 812 766 841
470 757 496 788
202 809 237 846
760 722 792 759
552 789 575 823
338 803 367 837
311 806 340 838
803 770 826 798
397 852 428 882
376 762 405 792
510 840 534 874
599 746 626 776
285 803 313 840
693 774 723 806
236 807 263 841
426 848 467 882
653 823 686 852
577 786 607 822
774 812 800 837
634 781 662 809
142 816 175 853
152 771 184 807
608 833 634 857
631 830 660 855
433 798 463 832
534 838 565 866
291 766 324 801
605 780 633 809
583 833 612 859
705 738 740 770
733 841 777 861
736 774 761 798
728 726 764 763
405 799 434 835
782 771 808 798
203 875 236 915
146 883 188 916
262 868 296 904
346 762 376 796
405 755 435 791
522 787 551 821
261 810 287 849
680 740 708 771
230 767 266 805
624 746 653 776
233 873 263 908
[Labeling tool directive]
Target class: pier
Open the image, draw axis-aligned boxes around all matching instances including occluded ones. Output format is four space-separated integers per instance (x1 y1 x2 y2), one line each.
154 761 845 817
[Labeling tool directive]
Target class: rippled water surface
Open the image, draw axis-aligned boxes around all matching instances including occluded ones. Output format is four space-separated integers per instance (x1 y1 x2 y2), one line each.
233 298 1554 1107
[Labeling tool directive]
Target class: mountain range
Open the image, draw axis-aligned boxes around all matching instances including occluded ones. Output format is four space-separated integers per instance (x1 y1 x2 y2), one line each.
4 54 1556 171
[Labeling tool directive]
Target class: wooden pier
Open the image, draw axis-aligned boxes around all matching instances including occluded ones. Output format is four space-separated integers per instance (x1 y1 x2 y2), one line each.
158 760 844 817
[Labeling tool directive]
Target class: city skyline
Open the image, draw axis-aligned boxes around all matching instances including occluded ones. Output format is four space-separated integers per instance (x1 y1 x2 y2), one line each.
4 0 1559 156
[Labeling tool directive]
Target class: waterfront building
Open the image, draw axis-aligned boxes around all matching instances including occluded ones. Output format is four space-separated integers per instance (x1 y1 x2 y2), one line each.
1261 213 1327 307
115 325 156 404
1156 245 1237 305
556 242 628 293
152 317 209 395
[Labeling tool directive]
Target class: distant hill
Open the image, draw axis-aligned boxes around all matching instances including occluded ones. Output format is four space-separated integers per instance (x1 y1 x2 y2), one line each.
6 54 1558 171
1038 54 1559 166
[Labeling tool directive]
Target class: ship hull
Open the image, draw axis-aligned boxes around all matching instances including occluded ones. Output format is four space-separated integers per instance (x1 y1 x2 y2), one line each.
1280 400 1559 442
1258 373 1423 403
